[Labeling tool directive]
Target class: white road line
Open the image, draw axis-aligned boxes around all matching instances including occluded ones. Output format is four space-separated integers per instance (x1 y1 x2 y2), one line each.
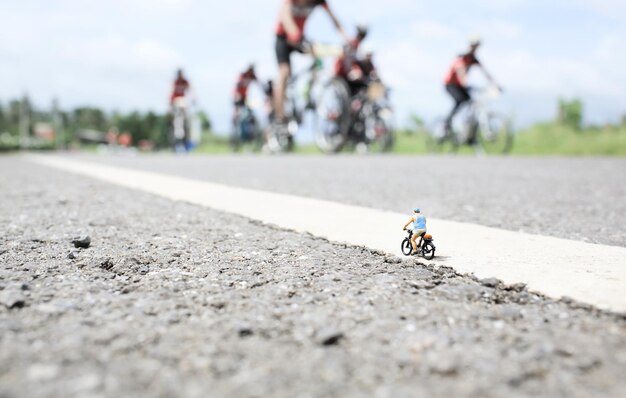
25 154 626 313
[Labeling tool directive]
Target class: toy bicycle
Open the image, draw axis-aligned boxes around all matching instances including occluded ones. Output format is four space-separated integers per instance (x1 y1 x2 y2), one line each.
401 229 436 260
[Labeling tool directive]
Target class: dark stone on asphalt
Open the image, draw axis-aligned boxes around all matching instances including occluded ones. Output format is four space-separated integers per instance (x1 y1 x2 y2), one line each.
68 251 79 260
317 328 344 346
210 301 227 310
100 258 114 271
71 236 91 249
237 324 254 338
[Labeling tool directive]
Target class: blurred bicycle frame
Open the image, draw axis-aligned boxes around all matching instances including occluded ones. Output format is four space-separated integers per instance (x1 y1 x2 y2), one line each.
231 102 263 152
265 40 338 153
427 86 513 154
315 75 395 154
170 97 191 153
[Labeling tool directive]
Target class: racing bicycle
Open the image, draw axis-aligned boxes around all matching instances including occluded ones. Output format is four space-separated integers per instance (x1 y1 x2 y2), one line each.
316 78 394 153
427 86 513 154
266 43 323 153
230 103 262 152
169 97 191 152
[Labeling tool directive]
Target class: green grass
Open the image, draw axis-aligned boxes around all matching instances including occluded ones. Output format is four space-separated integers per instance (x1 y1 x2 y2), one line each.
9 123 621 156
195 124 626 156
392 131 428 154
193 134 232 155
391 124 626 156
392 131 477 155
511 123 626 156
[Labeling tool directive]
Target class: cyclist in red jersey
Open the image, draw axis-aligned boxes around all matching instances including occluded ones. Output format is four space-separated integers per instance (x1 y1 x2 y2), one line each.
170 69 190 106
443 37 500 130
234 64 258 107
274 0 349 123
358 49 378 82
334 25 369 95
232 64 258 122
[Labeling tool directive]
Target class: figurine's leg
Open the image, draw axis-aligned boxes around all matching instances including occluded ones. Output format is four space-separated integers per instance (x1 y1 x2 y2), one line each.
410 233 419 251
416 231 425 248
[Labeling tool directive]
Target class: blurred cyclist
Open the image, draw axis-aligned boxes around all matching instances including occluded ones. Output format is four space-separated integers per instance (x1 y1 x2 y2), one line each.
274 0 350 124
443 36 501 132
263 80 275 122
334 25 370 95
170 68 190 107
233 64 258 123
358 48 378 81
169 69 192 151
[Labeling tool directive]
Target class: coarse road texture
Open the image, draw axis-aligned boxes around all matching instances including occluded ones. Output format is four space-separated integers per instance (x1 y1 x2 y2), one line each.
1 157 625 398
27 154 626 313
74 154 626 248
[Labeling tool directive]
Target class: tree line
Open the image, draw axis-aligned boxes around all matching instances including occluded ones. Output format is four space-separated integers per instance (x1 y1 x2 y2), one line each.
0 96 212 150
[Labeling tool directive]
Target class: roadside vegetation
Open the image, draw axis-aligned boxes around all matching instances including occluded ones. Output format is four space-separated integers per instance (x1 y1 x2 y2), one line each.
394 98 626 156
2 96 624 156
392 122 626 156
0 96 211 152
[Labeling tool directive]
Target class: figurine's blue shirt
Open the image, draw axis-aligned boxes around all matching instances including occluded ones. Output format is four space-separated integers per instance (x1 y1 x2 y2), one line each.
413 215 426 230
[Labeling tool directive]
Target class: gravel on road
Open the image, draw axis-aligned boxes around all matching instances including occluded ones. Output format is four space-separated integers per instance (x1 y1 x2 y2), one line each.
1 157 625 398
72 154 626 247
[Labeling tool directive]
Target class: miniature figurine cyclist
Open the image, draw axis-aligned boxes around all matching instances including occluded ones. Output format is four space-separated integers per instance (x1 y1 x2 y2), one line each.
403 208 427 253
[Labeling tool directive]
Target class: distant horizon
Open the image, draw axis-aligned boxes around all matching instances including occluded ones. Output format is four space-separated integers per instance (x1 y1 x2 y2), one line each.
1 0 625 133
2 92 618 135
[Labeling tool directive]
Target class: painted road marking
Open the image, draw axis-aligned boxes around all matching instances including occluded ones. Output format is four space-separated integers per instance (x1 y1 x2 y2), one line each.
26 155 626 313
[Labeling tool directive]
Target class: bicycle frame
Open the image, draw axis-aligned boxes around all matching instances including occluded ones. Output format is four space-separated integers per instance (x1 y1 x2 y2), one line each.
406 229 428 247
449 87 505 146
285 61 322 124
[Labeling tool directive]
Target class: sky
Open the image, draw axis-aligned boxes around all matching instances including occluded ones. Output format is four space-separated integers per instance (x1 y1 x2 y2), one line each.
1 0 625 133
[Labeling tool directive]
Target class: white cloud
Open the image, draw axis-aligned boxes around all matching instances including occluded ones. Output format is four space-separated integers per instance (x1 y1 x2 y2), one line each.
129 0 193 9
408 20 459 42
578 0 626 20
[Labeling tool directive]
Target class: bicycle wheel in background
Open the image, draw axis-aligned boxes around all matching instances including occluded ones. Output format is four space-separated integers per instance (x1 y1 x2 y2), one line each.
426 118 459 154
479 112 513 154
229 127 241 152
315 78 350 153
266 122 294 153
363 105 395 153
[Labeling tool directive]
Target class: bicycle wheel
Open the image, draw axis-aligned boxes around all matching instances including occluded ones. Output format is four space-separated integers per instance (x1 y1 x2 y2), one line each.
401 238 413 256
364 108 395 153
421 242 435 260
266 122 295 153
315 78 350 153
229 130 241 152
426 118 459 154
479 112 513 154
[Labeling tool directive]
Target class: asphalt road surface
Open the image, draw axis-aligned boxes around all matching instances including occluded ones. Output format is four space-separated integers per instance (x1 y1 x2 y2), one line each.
76 154 626 247
1 155 625 397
